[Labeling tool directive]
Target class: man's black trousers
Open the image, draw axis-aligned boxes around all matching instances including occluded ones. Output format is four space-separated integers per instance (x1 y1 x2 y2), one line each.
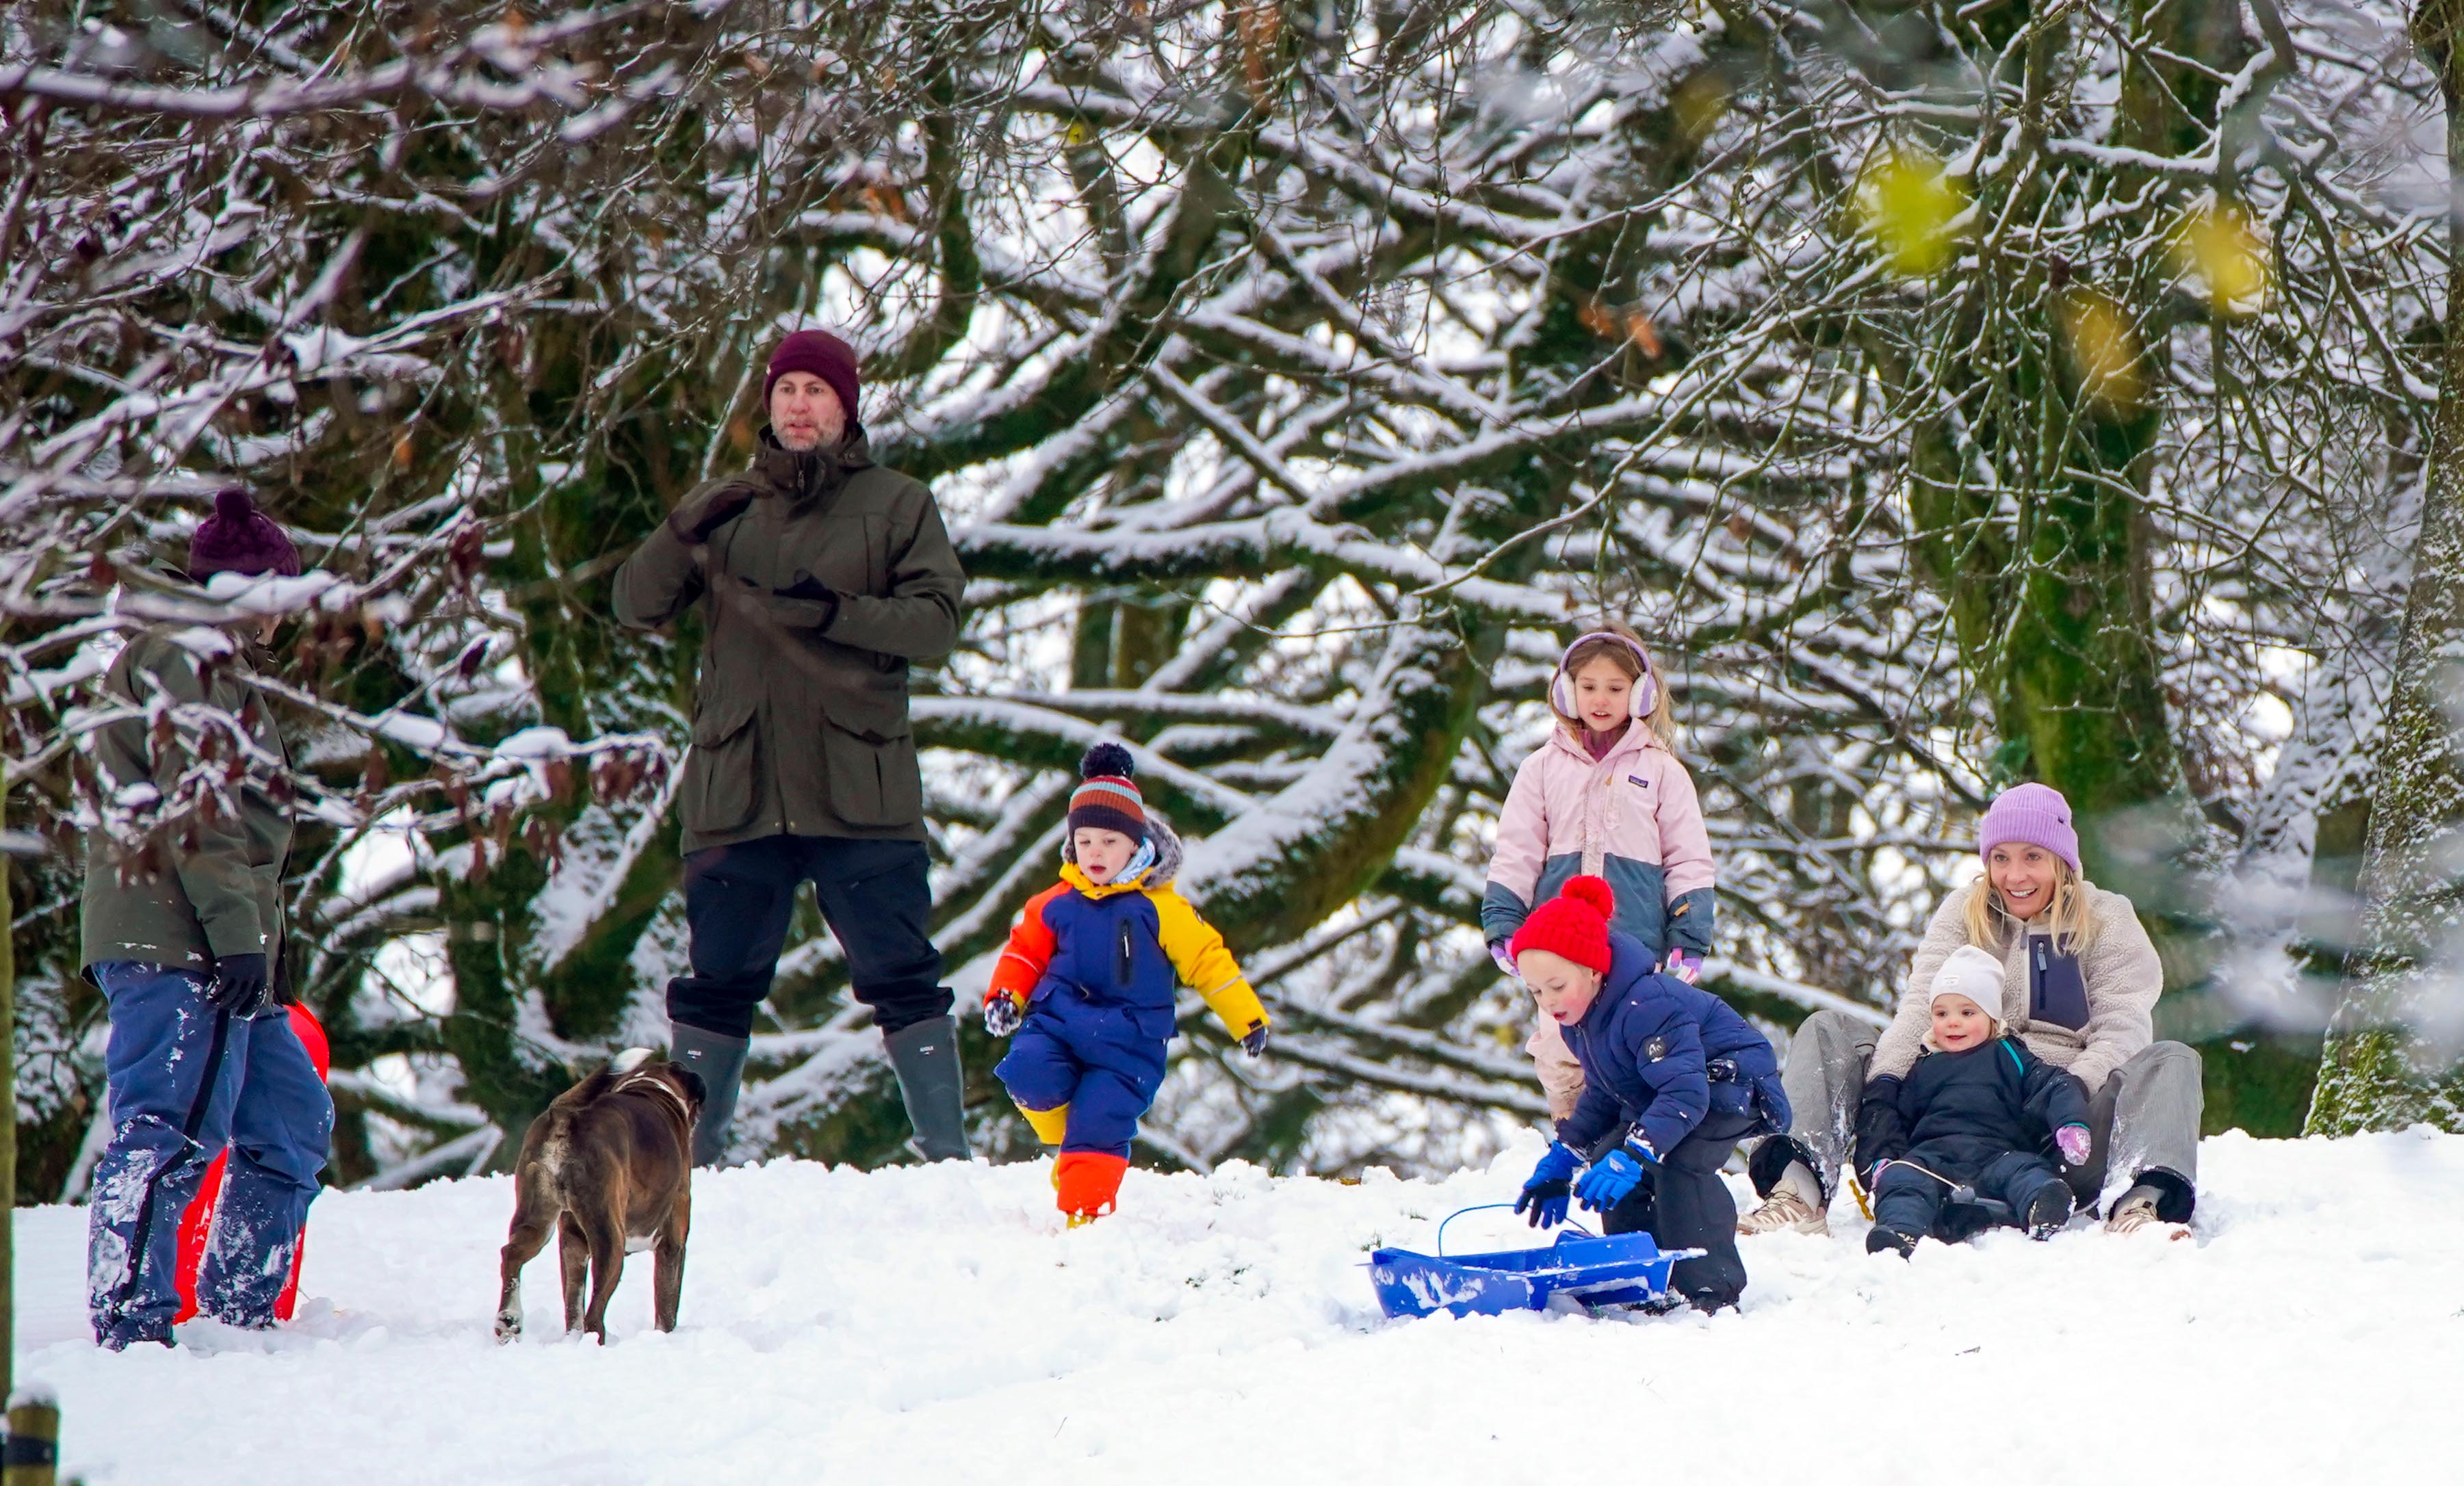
669 835 951 1039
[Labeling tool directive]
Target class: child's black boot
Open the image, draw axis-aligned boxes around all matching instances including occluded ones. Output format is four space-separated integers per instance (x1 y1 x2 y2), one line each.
2024 1183 2075 1240
1865 1223 1919 1259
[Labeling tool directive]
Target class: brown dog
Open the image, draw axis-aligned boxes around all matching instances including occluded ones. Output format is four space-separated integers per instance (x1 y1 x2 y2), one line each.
494 1048 706 1344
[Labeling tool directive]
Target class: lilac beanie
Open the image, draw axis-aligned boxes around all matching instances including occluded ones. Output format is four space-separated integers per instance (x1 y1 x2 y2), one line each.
187 487 301 579
1977 781 2080 875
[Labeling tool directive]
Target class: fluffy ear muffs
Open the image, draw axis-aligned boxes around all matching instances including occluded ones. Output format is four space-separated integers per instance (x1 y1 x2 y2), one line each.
1551 632 1655 721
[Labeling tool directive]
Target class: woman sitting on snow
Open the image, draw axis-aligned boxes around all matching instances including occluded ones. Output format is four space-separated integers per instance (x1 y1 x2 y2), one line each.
1509 876 1787 1313
1738 782 2202 1238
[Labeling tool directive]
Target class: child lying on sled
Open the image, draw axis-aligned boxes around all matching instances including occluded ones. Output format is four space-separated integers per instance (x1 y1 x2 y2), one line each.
1854 945 2096 1256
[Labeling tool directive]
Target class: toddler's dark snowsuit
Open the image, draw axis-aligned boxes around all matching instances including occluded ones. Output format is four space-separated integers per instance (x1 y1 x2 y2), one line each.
1854 1036 2090 1246
1556 931 1788 1311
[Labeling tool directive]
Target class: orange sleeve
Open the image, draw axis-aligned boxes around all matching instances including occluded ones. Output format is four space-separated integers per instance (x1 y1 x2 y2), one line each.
987 885 1065 1007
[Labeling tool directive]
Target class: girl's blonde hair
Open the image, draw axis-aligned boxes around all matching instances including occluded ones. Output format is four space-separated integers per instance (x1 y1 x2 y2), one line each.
1551 620 1678 747
1963 856 2102 953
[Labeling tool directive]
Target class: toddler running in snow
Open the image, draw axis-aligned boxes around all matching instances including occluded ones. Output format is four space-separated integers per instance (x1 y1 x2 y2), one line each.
1854 945 2095 1256
1509 876 1786 1312
985 743 1270 1223
1483 624 1716 1119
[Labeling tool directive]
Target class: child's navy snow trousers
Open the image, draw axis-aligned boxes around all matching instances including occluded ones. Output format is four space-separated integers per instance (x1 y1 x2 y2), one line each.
995 985 1171 1158
86 961 332 1348
1871 1147 2069 1241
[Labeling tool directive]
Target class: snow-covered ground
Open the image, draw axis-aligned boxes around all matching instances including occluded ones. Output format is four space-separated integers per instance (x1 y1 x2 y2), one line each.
17 1129 2463 1485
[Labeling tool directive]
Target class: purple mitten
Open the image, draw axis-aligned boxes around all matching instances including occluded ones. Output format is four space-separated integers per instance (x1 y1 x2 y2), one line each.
2056 1123 2092 1167
1662 948 1702 982
1490 939 1518 978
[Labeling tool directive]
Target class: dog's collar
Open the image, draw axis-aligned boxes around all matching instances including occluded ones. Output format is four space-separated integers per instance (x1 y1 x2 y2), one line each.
613 1069 695 1130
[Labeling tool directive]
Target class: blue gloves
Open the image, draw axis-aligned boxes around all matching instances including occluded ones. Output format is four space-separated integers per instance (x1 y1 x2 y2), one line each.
1515 1143 1581 1229
1574 1140 1658 1212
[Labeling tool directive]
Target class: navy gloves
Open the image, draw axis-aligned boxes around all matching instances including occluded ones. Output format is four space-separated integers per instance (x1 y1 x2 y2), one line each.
983 994 1024 1037
1239 1025 1270 1058
205 952 271 1017
1574 1139 1658 1212
1516 1142 1581 1228
775 571 842 627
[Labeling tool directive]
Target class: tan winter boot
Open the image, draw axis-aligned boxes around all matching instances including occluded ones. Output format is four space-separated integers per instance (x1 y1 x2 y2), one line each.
2104 1184 2172 1235
1737 1168 1828 1236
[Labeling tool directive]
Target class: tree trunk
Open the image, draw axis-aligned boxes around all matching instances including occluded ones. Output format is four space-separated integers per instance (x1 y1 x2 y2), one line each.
2307 2 2464 1136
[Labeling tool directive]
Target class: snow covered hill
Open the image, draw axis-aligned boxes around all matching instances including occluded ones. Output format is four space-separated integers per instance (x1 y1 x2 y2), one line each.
17 1130 2463 1485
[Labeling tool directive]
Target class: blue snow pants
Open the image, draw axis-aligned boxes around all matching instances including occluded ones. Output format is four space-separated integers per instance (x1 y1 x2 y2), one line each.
86 962 333 1348
994 987 1170 1157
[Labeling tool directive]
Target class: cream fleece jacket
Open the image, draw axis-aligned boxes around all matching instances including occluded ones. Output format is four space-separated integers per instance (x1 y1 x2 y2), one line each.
1872 882 2163 1093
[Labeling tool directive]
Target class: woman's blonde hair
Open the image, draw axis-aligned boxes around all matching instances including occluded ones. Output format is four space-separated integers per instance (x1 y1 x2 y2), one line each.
1963 855 2101 952
1551 619 1677 746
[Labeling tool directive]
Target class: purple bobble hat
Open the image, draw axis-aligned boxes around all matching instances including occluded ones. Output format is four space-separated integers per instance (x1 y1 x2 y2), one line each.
187 487 302 579
1977 781 2081 876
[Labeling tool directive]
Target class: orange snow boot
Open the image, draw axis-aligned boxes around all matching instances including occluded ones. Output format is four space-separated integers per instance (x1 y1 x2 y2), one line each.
1054 1151 1128 1224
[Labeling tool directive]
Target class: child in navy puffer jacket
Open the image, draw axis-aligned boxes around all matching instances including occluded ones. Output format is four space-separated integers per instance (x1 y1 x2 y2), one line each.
1855 945 2095 1256
1507 876 1787 1312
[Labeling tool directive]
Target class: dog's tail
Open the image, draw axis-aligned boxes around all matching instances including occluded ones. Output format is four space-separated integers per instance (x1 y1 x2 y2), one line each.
537 1067 623 1186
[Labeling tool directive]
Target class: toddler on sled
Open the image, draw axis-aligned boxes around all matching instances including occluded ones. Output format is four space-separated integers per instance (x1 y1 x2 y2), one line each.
1855 945 2095 1256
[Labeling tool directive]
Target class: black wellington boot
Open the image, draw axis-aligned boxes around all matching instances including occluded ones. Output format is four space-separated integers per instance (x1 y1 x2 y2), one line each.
885 1015 970 1162
669 1021 750 1167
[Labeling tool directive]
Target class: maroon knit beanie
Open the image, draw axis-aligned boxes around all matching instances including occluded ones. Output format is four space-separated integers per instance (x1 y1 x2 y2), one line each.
187 487 302 579
764 329 862 427
1509 876 1616 975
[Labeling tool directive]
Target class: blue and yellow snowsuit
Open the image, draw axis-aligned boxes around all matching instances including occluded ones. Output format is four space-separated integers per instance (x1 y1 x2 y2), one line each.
987 825 1266 1218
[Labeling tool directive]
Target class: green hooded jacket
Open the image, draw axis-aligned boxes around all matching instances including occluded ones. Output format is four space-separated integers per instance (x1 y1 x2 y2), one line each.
80 627 294 982
614 431 965 855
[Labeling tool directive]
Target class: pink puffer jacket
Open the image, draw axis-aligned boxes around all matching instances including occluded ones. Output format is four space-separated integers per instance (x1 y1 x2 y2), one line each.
1485 722 1717 1119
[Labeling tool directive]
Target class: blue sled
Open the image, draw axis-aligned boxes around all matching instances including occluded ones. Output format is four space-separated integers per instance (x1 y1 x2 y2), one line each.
1369 1204 1704 1320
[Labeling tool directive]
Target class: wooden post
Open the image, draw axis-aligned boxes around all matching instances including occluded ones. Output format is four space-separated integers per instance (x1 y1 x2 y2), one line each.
1 1385 56 1486
1 786 16 1406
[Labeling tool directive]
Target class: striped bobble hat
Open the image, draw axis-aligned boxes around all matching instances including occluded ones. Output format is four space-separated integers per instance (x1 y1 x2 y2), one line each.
1069 741 1146 842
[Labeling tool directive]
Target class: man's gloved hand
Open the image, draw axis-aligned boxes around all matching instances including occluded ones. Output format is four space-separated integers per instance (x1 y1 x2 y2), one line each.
1240 1024 1270 1058
205 952 270 1017
1516 1142 1581 1228
1574 1140 1657 1212
1662 948 1702 982
773 571 842 627
983 993 1024 1037
2055 1123 2093 1168
668 484 754 545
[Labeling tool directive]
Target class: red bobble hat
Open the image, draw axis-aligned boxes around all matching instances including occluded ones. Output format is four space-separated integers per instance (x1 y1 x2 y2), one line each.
1509 875 1616 975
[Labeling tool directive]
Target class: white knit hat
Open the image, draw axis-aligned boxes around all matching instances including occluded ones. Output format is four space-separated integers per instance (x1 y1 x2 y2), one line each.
1930 945 2006 1030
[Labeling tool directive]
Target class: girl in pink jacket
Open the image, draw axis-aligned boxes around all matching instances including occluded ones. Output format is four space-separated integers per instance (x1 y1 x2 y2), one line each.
1485 625 1716 1115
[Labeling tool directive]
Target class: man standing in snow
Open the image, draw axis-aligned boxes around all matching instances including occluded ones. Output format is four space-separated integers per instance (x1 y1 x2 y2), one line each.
614 329 968 1166
83 489 335 1350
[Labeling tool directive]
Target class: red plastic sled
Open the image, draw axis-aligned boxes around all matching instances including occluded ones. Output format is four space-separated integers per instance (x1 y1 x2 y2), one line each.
173 1002 331 1323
